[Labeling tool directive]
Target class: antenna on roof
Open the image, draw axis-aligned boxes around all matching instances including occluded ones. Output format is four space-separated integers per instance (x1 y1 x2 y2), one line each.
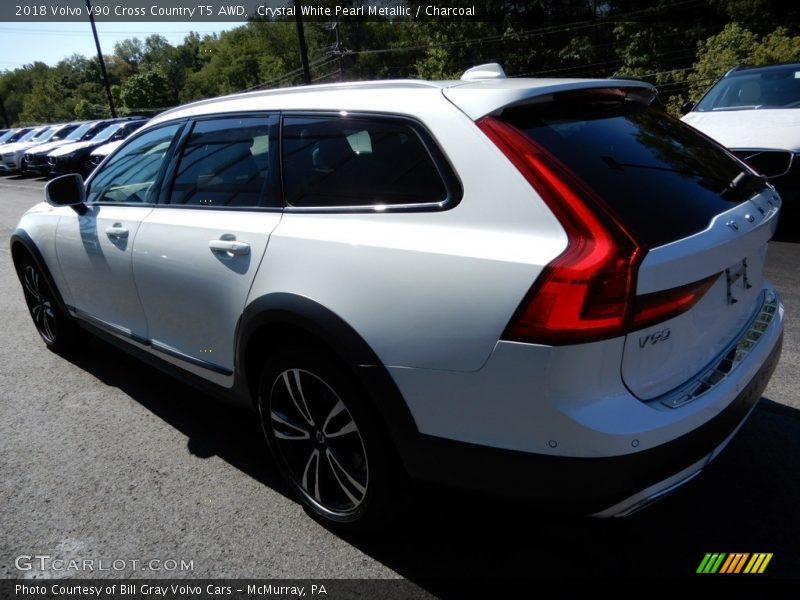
460 63 507 81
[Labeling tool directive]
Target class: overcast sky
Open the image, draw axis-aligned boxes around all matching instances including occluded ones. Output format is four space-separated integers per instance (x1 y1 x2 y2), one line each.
0 21 240 71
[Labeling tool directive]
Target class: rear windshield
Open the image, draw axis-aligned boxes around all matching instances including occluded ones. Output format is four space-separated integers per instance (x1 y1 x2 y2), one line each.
501 99 753 247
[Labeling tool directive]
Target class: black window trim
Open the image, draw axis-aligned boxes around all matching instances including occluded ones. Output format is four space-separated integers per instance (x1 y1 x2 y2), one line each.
85 119 189 208
85 110 463 214
279 110 463 214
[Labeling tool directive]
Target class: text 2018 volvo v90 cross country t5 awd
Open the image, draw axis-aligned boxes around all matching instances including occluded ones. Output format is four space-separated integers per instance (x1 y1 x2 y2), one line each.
11 64 784 529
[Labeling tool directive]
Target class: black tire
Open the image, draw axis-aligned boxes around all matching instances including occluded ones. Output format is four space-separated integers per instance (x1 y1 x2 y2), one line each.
258 344 404 532
16 253 87 353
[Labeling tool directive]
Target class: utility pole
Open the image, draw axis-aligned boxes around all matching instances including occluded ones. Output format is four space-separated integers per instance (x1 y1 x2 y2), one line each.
85 0 117 116
0 93 10 128
292 0 311 84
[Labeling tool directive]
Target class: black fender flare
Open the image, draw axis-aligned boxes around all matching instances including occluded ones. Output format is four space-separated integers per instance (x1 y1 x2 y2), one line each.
235 293 421 461
10 229 71 316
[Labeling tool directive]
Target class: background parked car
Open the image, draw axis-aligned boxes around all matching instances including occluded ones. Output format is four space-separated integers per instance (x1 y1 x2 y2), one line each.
0 127 33 146
11 122 81 174
2 123 84 174
682 63 800 209
88 139 124 171
0 126 54 172
88 120 151 172
25 119 127 174
23 119 119 176
47 118 148 178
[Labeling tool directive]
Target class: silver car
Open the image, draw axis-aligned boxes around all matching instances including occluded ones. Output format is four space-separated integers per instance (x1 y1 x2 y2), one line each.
11 64 785 530
682 63 800 208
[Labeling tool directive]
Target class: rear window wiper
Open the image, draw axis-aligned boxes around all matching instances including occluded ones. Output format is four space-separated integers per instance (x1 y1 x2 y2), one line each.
601 155 703 177
723 170 768 200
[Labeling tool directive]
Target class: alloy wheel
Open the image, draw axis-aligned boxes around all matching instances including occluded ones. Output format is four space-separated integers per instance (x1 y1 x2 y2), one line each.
269 368 369 516
23 265 57 344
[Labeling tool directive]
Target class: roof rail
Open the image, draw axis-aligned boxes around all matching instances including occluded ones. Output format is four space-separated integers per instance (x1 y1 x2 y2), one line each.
461 63 506 81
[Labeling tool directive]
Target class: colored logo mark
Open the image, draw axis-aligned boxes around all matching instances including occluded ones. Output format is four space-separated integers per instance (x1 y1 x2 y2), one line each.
696 553 773 574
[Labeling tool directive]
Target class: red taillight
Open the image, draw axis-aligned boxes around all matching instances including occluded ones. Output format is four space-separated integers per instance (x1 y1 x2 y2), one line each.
631 274 720 329
479 116 645 344
480 116 720 343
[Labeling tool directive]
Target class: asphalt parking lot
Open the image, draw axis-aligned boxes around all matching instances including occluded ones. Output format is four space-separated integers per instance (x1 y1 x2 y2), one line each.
0 174 798 592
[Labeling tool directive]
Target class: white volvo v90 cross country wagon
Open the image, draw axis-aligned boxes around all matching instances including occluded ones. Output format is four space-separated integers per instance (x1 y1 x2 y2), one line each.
11 64 784 529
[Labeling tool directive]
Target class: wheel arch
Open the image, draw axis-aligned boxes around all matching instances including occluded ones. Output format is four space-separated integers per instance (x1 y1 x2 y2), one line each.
10 228 70 315
236 293 421 463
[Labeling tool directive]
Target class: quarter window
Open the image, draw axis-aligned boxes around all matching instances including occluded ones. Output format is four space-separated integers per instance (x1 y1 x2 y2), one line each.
282 116 449 208
167 116 277 208
87 123 182 204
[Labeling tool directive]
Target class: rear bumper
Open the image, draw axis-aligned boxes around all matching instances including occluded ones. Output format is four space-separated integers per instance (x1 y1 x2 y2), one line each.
387 286 784 515
399 332 781 514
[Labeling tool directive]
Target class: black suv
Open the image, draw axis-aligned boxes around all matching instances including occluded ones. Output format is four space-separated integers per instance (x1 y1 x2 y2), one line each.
47 118 148 177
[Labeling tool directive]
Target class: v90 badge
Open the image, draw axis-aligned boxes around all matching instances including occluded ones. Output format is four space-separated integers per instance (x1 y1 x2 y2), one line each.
639 328 671 349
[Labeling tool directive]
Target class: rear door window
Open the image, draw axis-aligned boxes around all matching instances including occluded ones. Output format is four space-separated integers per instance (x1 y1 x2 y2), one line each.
501 94 753 247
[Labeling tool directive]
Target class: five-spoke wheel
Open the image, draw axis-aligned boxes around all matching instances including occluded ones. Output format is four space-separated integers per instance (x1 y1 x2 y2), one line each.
269 368 369 515
259 345 403 530
22 264 57 344
16 253 86 352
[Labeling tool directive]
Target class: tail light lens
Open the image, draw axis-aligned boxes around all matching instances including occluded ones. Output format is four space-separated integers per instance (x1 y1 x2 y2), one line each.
631 273 720 329
478 116 715 344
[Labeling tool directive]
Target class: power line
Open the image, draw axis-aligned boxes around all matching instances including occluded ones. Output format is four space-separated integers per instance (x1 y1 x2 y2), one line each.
0 27 225 35
237 55 338 93
339 0 706 57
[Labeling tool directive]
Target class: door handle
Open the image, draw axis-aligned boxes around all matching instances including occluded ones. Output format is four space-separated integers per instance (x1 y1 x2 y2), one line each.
209 239 250 256
105 225 129 239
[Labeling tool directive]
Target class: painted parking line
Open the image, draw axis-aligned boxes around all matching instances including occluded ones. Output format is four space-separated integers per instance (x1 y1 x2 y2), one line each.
0 181 46 191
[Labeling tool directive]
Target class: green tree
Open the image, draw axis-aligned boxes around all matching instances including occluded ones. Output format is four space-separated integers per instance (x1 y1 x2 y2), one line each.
20 74 74 122
73 98 96 119
114 38 144 70
558 35 597 64
0 62 52 124
714 0 800 35
119 66 176 111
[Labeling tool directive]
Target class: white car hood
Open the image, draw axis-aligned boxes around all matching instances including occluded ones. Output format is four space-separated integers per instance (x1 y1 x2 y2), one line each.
1 140 42 154
26 139 74 155
682 109 800 152
91 140 123 157
50 140 95 156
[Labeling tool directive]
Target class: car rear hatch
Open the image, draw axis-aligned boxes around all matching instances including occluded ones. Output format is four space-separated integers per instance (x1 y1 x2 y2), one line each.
457 82 780 402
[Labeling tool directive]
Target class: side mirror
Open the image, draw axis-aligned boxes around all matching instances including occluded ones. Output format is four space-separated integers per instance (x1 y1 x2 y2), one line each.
46 174 87 213
680 101 695 115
